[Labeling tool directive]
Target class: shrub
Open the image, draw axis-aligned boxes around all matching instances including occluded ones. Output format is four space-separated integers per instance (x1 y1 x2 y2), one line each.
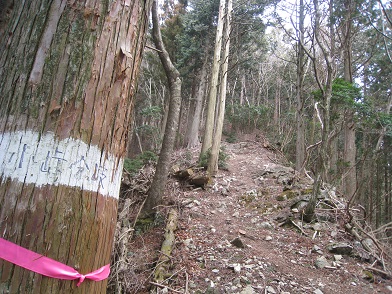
123 151 158 175
199 147 229 170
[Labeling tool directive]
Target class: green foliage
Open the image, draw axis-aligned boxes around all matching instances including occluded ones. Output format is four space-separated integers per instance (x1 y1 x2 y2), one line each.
225 132 237 143
357 101 392 136
199 147 229 170
226 103 268 132
312 78 361 106
140 106 162 119
123 151 158 175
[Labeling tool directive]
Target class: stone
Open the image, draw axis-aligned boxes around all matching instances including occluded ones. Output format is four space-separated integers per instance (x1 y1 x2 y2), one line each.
265 235 273 241
240 285 255 294
259 221 273 229
326 242 353 255
266 285 277 293
314 289 323 294
239 229 247 235
231 237 245 248
233 263 241 273
312 223 322 231
312 245 323 254
333 255 343 261
315 256 331 269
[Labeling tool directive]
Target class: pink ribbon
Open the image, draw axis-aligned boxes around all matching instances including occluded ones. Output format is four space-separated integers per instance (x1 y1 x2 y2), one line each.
0 237 110 286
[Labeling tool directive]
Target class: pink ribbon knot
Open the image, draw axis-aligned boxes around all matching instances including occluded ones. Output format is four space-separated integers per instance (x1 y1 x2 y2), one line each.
0 237 110 287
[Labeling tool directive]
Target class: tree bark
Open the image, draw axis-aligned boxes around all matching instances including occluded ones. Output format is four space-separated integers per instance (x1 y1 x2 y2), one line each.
142 0 182 216
342 0 357 199
0 0 151 292
295 0 306 174
303 0 336 222
186 55 208 148
208 0 232 176
199 0 226 159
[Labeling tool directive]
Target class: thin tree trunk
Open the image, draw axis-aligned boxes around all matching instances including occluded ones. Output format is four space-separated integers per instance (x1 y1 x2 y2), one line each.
0 0 151 292
143 0 181 216
295 0 306 173
187 56 208 148
208 0 232 176
304 0 336 222
342 0 357 199
200 0 226 159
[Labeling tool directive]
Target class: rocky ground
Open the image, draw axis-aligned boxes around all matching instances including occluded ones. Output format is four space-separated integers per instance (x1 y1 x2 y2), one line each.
109 137 392 294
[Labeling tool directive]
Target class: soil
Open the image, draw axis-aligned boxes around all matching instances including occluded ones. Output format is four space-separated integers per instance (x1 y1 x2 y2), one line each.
110 136 392 294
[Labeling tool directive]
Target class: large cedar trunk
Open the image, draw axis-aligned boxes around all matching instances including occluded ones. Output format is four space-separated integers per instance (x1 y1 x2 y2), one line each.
0 0 151 293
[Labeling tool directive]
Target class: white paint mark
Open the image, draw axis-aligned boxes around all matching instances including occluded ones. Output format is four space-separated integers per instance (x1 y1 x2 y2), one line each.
0 131 123 199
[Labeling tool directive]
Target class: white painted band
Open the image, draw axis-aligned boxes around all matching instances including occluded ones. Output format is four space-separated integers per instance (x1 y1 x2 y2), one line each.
0 131 123 199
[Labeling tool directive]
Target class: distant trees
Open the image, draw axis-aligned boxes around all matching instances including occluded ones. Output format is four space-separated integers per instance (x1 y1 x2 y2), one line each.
129 0 391 229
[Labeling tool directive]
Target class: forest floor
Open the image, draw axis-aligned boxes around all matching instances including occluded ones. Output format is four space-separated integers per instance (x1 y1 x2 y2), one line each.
109 134 392 294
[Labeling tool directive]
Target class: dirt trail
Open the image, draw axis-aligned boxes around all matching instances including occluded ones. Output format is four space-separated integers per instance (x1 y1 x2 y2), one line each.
169 141 390 294
116 140 391 294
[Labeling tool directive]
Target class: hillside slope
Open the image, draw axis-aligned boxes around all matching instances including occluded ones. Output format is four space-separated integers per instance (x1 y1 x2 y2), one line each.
110 139 392 294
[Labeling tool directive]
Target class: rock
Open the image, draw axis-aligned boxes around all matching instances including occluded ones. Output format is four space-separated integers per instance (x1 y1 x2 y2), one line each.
266 285 277 293
386 285 392 292
333 255 343 261
240 285 255 294
315 256 331 269
326 242 353 255
312 223 323 231
265 235 273 241
259 221 273 229
233 263 241 273
312 245 323 254
239 229 247 235
314 289 323 294
231 237 245 248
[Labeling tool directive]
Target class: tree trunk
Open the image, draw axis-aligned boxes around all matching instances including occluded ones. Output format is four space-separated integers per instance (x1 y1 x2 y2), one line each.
342 0 357 199
0 1 151 293
199 0 226 159
274 78 281 132
186 56 208 148
208 0 232 176
303 0 336 222
142 0 181 216
295 0 306 174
